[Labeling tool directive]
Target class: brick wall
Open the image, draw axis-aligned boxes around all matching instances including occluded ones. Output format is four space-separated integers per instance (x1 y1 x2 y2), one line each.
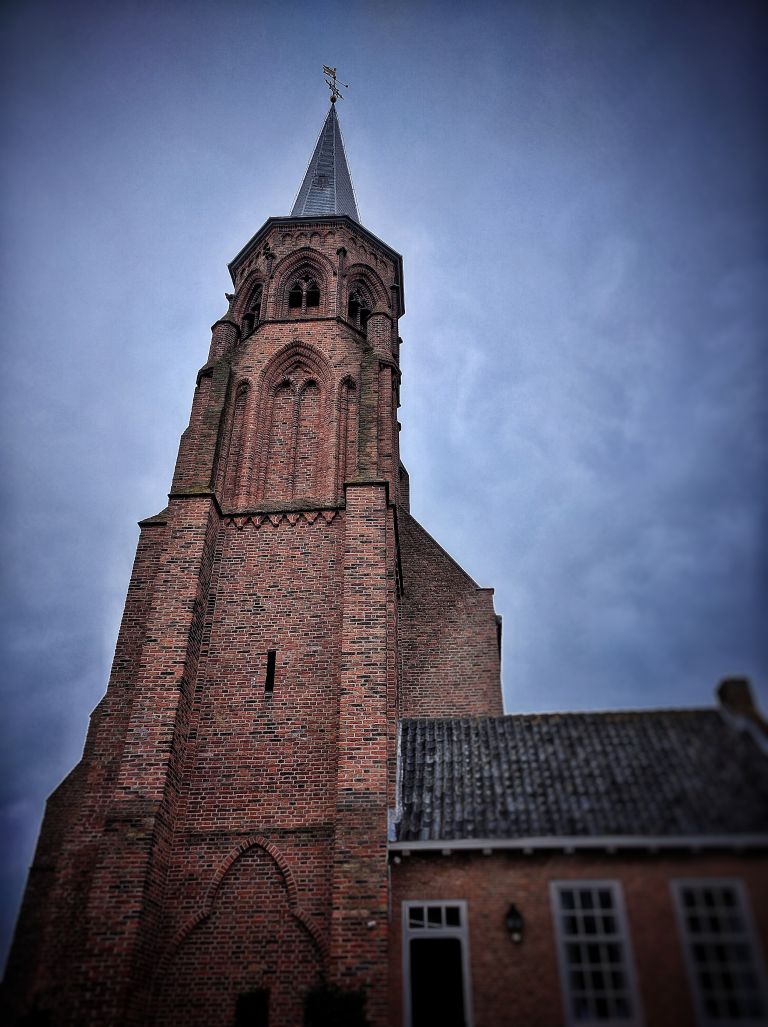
391 849 768 1027
398 511 503 717
4 216 414 1026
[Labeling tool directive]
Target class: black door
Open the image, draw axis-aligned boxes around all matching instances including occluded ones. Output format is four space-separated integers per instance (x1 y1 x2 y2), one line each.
410 936 467 1027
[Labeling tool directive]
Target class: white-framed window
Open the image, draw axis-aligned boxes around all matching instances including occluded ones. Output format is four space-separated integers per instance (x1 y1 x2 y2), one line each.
402 900 473 1027
672 879 768 1026
550 881 642 1026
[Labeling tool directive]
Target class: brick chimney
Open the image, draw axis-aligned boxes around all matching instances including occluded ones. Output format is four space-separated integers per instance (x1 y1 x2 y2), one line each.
717 677 768 740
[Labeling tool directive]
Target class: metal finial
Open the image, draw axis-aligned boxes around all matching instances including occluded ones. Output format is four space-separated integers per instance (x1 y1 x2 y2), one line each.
323 65 348 104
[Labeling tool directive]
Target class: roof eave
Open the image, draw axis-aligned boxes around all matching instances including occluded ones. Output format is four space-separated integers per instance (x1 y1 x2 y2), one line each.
389 833 768 854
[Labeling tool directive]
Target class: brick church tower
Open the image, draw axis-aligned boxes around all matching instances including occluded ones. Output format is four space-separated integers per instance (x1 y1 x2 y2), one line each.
5 98 503 1026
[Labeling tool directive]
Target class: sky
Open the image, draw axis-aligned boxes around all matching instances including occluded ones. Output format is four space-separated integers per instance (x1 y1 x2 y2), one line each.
1 0 766 966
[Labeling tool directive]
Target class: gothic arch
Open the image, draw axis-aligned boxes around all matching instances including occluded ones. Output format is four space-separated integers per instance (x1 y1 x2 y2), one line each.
253 342 333 503
259 340 333 391
232 269 266 319
159 834 328 972
270 247 336 318
344 262 390 311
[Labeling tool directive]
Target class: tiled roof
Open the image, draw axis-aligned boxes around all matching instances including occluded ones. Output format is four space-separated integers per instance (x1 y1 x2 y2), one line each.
396 711 768 842
291 105 359 222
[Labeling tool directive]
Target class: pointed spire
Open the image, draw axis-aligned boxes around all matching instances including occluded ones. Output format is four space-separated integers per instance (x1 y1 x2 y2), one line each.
291 104 360 223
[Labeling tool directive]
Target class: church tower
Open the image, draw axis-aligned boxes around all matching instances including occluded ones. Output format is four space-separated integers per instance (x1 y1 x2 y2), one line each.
5 93 502 1027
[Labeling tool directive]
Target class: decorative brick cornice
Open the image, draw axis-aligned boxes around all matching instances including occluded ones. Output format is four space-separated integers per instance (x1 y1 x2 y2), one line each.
228 215 405 316
225 509 341 530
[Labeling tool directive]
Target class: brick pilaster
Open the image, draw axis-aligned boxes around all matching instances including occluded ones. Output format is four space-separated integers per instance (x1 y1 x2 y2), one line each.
332 482 393 1025
69 495 220 1025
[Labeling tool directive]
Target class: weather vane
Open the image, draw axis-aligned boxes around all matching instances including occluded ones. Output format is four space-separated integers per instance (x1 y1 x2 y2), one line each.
323 65 348 104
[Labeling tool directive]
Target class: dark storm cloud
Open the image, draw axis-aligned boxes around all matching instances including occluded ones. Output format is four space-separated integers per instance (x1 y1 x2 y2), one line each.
1 0 765 964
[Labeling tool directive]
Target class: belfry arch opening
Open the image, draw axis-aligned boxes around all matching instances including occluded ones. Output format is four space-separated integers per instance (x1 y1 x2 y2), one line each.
242 284 263 336
347 288 371 331
287 275 321 315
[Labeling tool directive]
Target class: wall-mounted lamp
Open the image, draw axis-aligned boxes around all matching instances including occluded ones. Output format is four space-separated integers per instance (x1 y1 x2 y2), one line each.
505 903 524 943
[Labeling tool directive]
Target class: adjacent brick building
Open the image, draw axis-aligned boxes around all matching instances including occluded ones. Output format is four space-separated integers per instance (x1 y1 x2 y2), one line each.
5 98 767 1027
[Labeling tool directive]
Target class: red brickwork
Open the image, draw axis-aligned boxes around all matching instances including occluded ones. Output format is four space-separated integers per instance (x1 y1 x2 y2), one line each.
3 517 168 1021
3 213 506 1025
390 850 768 1027
6 196 759 1027
398 511 503 717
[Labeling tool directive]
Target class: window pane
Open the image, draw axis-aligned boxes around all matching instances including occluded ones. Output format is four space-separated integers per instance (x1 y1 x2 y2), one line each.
408 906 424 928
554 884 636 1023
571 970 586 991
675 881 767 1025
427 906 442 927
561 890 576 910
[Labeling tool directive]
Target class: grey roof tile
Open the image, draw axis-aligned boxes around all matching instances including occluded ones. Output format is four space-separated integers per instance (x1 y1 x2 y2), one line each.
397 710 768 841
291 105 359 222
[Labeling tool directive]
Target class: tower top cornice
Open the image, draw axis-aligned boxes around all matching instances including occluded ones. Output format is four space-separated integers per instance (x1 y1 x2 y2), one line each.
228 215 405 318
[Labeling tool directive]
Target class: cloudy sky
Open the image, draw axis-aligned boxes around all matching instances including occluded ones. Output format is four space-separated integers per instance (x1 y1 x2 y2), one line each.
1 0 765 963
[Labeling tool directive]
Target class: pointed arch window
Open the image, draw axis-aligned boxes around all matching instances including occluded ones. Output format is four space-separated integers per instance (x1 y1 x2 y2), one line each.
242 284 263 336
288 283 303 310
347 287 372 331
305 280 320 308
287 275 322 315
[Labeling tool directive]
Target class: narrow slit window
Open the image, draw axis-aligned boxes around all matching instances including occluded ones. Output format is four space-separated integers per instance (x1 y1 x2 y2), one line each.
347 288 372 331
249 284 263 323
288 283 303 309
264 650 276 694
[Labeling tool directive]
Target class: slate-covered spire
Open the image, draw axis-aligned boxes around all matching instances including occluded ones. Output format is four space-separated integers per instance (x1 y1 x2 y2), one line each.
291 103 359 222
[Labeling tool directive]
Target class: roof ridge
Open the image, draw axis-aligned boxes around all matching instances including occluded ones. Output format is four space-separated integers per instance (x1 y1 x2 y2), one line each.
402 707 717 723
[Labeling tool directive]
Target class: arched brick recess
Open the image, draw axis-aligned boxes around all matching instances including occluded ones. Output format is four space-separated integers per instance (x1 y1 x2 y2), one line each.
154 838 327 1027
251 342 333 505
221 380 250 505
294 380 321 497
336 376 358 501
